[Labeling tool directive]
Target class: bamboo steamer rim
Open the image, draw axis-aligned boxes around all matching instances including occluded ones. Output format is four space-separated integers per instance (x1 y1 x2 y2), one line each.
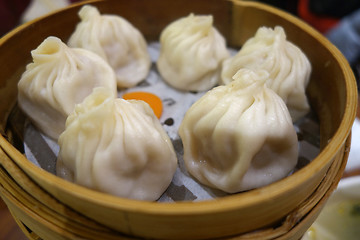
0 0 357 216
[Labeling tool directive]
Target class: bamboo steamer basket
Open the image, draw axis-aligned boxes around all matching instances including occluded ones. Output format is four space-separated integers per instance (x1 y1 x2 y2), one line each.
0 0 357 239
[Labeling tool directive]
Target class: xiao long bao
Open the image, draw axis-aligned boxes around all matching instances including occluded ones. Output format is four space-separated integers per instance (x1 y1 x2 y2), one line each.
56 87 178 201
68 5 151 88
221 26 311 122
157 13 230 91
17 36 117 140
179 69 299 193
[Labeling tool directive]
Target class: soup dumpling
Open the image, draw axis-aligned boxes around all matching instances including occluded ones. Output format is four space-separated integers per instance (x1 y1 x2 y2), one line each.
17 36 117 140
221 26 311 121
157 13 230 91
56 87 177 201
68 5 151 88
179 69 299 193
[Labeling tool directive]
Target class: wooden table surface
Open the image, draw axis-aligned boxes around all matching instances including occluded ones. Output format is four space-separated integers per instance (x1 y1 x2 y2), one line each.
0 198 27 240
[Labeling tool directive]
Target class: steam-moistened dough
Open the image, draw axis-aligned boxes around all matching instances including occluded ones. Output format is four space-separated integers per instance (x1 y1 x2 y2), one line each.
179 69 298 193
56 87 177 201
17 36 117 140
68 5 151 88
221 26 311 121
157 13 230 91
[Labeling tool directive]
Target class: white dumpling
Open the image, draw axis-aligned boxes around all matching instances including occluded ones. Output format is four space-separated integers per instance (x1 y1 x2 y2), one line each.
157 13 230 91
17 36 117 140
221 26 311 121
68 5 151 88
56 87 177 201
179 69 298 193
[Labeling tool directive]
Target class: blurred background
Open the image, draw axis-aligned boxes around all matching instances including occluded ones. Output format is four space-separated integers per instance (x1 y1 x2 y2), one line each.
0 0 359 239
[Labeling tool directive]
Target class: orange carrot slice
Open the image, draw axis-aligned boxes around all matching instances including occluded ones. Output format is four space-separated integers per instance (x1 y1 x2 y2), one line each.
122 91 163 119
